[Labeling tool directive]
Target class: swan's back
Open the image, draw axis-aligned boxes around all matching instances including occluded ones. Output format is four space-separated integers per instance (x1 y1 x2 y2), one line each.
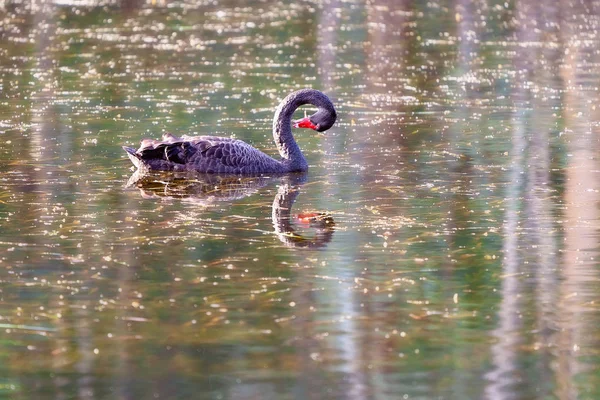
124 133 287 174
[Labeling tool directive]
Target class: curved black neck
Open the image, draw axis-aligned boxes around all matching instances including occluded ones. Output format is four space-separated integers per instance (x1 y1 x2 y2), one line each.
272 89 334 172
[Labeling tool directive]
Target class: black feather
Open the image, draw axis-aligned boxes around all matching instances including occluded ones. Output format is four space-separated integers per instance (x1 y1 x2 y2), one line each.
166 144 186 164
140 145 167 160
138 142 198 165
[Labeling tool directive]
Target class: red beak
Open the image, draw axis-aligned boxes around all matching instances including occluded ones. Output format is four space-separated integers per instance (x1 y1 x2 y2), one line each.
293 117 318 130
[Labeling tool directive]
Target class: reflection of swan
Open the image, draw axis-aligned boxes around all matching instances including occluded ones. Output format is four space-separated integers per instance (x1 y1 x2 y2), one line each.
272 177 335 249
123 89 337 174
126 172 335 248
126 170 272 205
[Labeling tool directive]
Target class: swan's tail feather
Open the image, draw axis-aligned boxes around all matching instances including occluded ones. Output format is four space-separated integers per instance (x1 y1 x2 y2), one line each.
123 146 143 169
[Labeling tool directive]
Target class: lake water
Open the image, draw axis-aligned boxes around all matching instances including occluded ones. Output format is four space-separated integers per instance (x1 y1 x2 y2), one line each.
1 0 600 399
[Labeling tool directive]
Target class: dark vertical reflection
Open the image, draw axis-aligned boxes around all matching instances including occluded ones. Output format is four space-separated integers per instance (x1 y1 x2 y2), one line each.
455 0 479 69
336 1 411 399
442 1 486 398
272 176 334 400
557 1 600 399
112 186 139 400
29 3 73 396
363 0 409 143
525 5 562 393
29 2 93 399
486 1 563 399
314 0 366 398
317 0 341 92
486 101 527 400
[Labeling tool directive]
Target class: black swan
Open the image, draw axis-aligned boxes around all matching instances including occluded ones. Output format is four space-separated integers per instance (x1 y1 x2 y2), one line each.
123 89 337 174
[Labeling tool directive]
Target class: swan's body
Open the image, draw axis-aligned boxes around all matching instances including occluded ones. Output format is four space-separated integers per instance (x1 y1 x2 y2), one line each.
123 89 337 174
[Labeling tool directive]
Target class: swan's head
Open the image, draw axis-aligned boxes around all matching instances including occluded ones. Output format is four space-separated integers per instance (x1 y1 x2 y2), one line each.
293 107 337 133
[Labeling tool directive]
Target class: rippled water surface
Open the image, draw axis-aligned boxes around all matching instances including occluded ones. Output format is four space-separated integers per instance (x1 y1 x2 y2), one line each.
1 0 600 399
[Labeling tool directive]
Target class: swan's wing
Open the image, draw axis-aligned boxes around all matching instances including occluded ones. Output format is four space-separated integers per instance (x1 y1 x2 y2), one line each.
138 136 277 173
163 134 255 167
131 133 282 173
138 140 197 164
187 138 274 170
